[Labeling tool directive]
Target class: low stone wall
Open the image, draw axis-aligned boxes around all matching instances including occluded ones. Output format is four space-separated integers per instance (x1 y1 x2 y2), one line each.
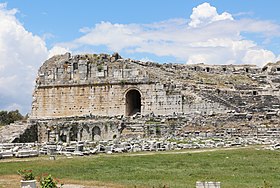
196 181 221 188
36 118 120 143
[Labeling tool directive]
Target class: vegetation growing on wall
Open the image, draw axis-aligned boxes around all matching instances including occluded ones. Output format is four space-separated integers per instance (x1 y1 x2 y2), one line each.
97 64 103 72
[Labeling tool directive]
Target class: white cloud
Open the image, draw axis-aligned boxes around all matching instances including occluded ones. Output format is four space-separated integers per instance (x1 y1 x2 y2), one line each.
188 2 233 28
48 46 71 58
0 3 48 113
242 49 277 65
56 2 280 67
187 55 207 64
75 21 144 52
139 57 153 62
5 103 23 113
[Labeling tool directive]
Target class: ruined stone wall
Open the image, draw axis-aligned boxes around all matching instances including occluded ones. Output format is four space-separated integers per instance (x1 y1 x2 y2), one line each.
31 82 184 119
31 53 186 118
27 52 280 143
31 53 243 119
183 101 228 115
37 119 120 143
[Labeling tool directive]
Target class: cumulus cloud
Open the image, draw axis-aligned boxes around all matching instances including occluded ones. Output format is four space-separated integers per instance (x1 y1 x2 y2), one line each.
57 2 280 67
48 46 71 58
188 2 233 28
75 22 144 52
242 49 277 65
0 3 48 113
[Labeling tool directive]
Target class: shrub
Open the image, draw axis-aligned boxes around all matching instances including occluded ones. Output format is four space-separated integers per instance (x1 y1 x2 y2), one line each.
39 174 63 188
17 169 35 181
260 180 272 188
97 64 103 72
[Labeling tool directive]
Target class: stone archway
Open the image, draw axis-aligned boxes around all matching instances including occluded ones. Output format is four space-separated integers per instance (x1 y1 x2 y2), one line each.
125 89 141 116
79 126 91 141
79 128 83 141
92 126 101 141
70 126 78 142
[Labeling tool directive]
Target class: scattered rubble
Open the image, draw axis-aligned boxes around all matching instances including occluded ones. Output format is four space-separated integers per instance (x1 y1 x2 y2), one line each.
1 134 279 160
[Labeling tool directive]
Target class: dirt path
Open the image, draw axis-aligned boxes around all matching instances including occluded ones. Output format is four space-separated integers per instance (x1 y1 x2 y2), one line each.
0 175 122 188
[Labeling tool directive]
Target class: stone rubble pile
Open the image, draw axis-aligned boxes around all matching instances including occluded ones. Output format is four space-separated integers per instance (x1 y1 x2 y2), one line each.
1 136 280 159
0 121 37 143
0 143 38 159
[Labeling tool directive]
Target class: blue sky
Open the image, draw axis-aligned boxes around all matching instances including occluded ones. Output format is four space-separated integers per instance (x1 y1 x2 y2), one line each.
1 0 280 114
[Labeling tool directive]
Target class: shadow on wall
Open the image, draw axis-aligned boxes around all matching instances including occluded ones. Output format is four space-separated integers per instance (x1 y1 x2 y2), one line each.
126 89 141 116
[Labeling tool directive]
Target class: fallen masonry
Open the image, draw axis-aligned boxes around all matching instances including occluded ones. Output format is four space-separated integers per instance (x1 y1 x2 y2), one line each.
0 136 280 160
196 182 221 188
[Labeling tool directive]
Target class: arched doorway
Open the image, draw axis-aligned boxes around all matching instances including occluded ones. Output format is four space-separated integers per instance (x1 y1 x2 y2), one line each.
70 126 78 141
92 126 101 141
125 89 141 116
79 129 83 141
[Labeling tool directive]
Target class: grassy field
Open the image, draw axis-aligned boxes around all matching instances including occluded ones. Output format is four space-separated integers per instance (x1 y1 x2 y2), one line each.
0 147 279 188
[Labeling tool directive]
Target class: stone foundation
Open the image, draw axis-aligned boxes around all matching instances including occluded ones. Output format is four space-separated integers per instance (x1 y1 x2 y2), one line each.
36 118 121 143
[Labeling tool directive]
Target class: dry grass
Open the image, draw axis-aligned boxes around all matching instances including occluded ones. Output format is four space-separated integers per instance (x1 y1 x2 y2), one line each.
62 179 130 188
0 175 126 188
0 175 20 188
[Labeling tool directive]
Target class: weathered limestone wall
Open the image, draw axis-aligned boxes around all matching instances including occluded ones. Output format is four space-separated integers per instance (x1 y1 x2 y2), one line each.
183 101 227 115
31 83 183 119
32 84 126 118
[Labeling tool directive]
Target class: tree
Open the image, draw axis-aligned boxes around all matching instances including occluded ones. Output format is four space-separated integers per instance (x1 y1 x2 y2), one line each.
0 111 8 126
0 110 24 126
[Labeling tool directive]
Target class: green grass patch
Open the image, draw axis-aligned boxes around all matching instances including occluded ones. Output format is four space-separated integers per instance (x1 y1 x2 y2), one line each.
0 148 279 187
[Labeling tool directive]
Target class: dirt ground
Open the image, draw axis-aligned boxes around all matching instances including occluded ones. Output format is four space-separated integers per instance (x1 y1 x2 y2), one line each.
0 175 124 188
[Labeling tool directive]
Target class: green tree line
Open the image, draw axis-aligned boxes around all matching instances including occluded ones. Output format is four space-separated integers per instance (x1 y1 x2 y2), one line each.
0 110 25 126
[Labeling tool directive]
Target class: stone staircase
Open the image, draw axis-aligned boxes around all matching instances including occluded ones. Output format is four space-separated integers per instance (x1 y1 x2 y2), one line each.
121 122 146 138
0 122 37 143
200 91 240 112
